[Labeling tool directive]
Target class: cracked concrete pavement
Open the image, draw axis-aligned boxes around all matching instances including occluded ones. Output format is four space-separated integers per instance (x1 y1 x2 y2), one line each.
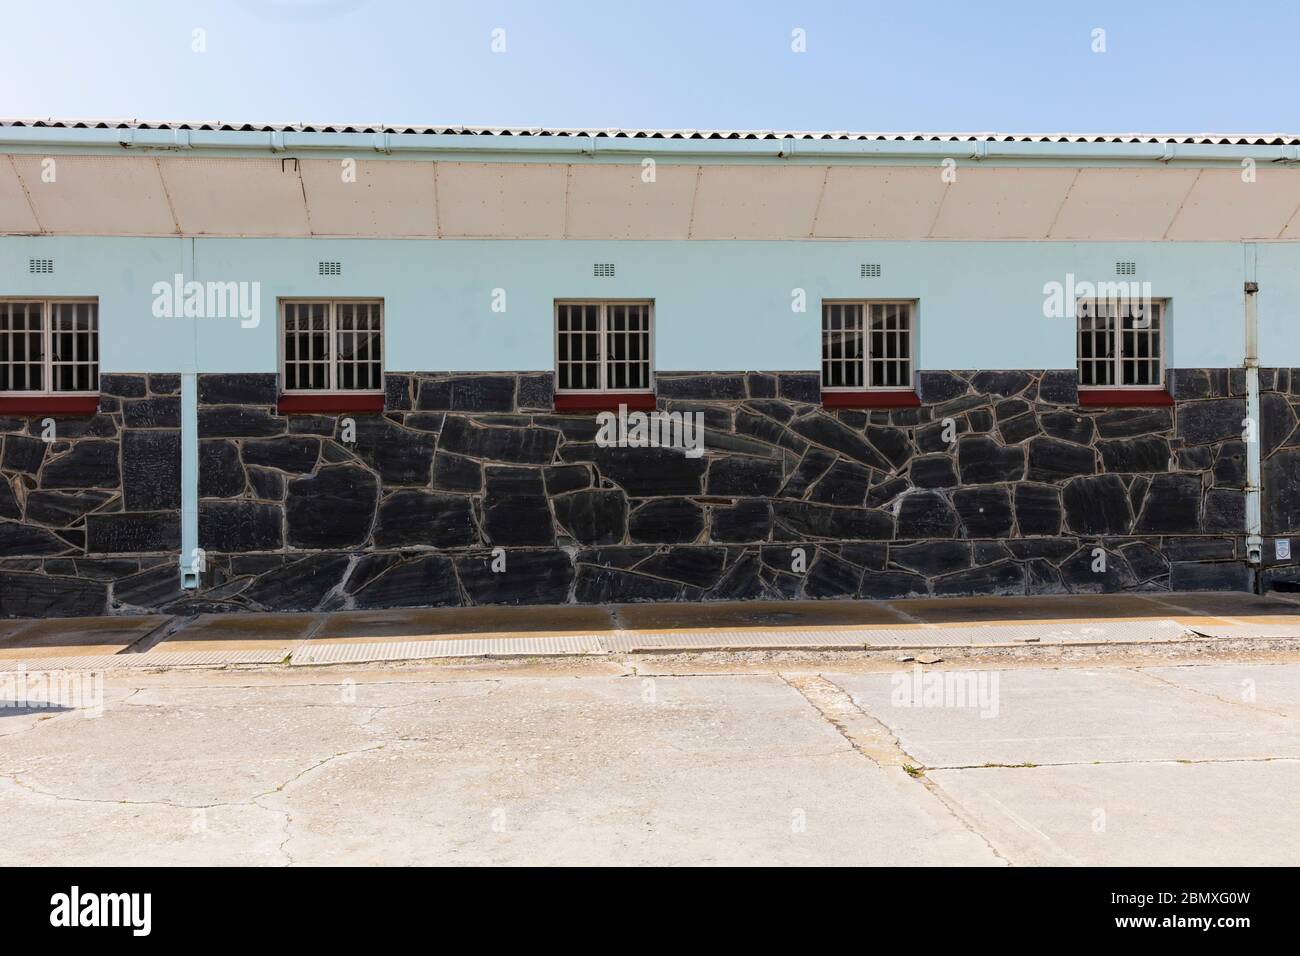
2 654 1299 865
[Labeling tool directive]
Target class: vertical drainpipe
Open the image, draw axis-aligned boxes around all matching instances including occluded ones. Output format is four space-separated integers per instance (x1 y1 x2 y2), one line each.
1243 243 1263 582
179 238 200 588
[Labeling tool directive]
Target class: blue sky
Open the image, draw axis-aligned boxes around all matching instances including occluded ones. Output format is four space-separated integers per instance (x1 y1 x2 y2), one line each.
1 0 1296 132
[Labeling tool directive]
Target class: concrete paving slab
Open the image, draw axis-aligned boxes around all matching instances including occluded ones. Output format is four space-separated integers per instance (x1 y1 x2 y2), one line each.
0 671 998 866
615 600 912 633
0 616 167 660
1140 662 1300 717
4 658 1299 865
0 680 387 807
0 779 289 866
928 761 1300 866
152 612 323 655
260 675 998 865
831 666 1300 766
312 605 615 642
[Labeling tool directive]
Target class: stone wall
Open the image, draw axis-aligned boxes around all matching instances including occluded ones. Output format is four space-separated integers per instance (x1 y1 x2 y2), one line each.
0 373 180 616
3 367 1299 616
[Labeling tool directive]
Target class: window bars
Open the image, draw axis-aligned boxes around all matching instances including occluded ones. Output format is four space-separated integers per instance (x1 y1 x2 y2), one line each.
1077 298 1163 388
282 299 383 393
556 301 652 392
822 300 913 390
0 299 99 394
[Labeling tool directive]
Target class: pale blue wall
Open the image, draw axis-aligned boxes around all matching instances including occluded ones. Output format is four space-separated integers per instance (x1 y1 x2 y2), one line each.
2 236 1295 373
1256 242 1300 366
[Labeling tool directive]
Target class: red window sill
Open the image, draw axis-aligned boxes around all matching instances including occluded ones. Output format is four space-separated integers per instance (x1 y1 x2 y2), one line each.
554 392 657 413
276 394 385 414
821 390 921 409
1077 389 1173 407
0 395 99 416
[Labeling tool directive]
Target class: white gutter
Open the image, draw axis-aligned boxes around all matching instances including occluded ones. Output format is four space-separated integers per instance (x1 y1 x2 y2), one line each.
2 127 1300 165
1243 245 1263 577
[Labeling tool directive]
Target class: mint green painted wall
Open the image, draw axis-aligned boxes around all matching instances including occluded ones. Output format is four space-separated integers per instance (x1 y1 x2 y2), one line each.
2 236 1296 373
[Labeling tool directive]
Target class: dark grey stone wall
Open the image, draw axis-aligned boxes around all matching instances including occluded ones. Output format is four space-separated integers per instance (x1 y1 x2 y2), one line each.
3 367 1299 616
0 373 180 617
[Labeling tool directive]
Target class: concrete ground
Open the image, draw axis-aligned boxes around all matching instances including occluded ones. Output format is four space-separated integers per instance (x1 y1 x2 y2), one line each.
3 648 1300 865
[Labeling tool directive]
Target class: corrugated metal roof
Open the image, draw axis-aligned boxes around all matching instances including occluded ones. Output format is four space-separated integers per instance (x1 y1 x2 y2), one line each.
2 118 1298 145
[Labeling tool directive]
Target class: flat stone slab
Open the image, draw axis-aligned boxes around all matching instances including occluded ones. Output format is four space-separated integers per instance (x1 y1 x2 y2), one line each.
883 593 1185 625
831 664 1300 766
1143 592 1300 631
929 761 1300 866
0 616 167 661
0 620 35 644
615 600 912 633
151 613 323 655
312 605 615 643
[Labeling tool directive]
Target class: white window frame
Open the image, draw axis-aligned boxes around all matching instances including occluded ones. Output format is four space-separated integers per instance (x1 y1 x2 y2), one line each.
0 297 100 396
819 299 917 392
279 298 385 395
1076 297 1167 390
554 299 655 394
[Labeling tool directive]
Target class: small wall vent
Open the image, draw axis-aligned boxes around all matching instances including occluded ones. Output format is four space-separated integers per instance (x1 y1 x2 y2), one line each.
860 263 882 278
593 263 615 277
318 261 342 276
1115 261 1136 276
29 258 54 274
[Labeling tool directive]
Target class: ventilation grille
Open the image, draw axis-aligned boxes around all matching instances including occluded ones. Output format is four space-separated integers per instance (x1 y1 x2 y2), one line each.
860 263 881 278
29 258 53 274
1115 261 1136 276
318 261 341 276
593 263 615 277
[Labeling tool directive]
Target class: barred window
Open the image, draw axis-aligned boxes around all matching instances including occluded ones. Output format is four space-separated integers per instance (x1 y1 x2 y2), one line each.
1078 298 1164 388
281 299 383 393
0 299 99 394
822 300 913 390
556 301 652 392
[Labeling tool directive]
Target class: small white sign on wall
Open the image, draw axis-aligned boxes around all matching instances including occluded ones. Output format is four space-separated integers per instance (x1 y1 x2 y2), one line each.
1277 539 1292 561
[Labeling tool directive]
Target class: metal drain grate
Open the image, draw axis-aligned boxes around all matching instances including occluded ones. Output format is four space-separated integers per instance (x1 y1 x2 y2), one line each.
291 635 607 664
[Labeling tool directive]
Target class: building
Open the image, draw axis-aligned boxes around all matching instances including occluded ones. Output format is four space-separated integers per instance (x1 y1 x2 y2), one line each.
1 120 1299 618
